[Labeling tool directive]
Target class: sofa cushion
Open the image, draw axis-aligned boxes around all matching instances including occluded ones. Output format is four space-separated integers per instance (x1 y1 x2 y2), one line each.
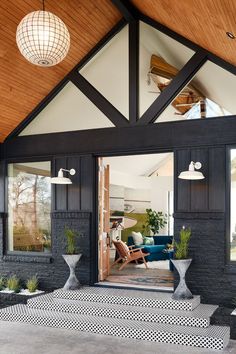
142 244 165 254
131 231 143 246
154 236 173 246
143 236 154 245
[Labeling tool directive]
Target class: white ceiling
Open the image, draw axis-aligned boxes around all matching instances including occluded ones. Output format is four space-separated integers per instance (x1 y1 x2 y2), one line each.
103 152 173 176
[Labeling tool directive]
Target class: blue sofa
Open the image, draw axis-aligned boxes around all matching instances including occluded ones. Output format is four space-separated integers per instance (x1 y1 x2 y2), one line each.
127 235 173 262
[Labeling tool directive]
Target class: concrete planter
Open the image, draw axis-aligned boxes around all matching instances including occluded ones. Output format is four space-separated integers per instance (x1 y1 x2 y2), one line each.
171 258 193 300
62 254 82 291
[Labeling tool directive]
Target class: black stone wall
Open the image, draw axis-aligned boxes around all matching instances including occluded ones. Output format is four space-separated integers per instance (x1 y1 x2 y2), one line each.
0 212 91 290
174 215 236 304
175 146 236 305
0 128 235 306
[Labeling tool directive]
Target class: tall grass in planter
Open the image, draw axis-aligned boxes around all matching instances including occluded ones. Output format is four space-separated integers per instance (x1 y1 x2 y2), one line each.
7 275 21 293
0 277 5 291
171 227 193 300
63 227 82 291
26 275 38 293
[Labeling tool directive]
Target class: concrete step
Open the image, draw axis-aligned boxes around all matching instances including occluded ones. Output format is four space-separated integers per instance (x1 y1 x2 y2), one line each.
28 293 217 328
53 286 201 311
0 304 229 350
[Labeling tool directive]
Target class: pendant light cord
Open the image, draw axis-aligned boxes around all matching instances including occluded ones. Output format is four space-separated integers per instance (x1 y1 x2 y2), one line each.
42 0 45 11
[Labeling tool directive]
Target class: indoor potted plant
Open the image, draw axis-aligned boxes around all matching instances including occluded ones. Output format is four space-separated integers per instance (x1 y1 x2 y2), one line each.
171 226 193 300
143 208 167 235
62 227 82 291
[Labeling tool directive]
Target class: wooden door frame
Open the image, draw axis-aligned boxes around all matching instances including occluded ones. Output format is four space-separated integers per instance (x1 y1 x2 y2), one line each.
93 148 174 284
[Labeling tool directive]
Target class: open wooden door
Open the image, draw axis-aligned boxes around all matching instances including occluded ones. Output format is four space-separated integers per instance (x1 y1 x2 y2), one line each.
98 158 110 281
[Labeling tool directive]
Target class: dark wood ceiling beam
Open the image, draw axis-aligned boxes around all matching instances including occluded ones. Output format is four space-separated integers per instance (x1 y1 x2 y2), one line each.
137 50 208 125
4 115 236 159
69 72 129 128
129 20 139 124
111 0 140 22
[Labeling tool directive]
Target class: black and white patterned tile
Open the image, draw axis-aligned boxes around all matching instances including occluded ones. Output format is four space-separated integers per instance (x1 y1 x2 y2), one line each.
53 287 201 311
0 304 229 350
28 294 217 328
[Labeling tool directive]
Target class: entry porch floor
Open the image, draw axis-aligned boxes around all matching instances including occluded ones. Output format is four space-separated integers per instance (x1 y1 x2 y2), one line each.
104 260 174 290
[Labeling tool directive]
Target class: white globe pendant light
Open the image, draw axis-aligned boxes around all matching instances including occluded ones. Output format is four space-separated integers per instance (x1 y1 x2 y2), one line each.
16 3 70 67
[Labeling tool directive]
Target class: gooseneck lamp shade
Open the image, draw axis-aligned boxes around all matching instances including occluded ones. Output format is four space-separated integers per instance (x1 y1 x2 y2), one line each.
16 10 70 67
178 161 205 180
51 168 76 185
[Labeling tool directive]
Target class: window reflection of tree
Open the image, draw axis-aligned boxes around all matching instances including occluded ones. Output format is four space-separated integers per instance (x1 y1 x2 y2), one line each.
9 166 51 252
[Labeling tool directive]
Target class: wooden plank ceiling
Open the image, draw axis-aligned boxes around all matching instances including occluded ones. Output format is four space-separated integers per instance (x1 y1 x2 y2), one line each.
1 0 236 142
132 0 236 66
0 0 121 142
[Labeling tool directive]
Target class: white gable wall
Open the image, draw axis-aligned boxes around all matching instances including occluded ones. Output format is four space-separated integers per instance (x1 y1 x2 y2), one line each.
20 82 114 136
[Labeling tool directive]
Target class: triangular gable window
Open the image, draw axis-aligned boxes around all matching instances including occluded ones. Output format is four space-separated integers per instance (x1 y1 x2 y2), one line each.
155 60 235 123
139 21 194 118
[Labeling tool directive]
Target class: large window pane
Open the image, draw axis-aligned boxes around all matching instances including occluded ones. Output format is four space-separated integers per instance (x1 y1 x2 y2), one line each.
139 21 194 117
231 150 236 261
8 162 51 253
155 61 235 123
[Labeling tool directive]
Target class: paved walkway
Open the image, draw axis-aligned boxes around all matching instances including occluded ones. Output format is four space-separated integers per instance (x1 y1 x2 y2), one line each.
0 320 235 354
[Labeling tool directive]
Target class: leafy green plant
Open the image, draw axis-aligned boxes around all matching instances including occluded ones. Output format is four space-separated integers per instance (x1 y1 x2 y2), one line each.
43 240 51 249
26 275 38 293
175 227 191 259
64 227 80 255
0 277 5 291
7 275 21 293
143 208 167 235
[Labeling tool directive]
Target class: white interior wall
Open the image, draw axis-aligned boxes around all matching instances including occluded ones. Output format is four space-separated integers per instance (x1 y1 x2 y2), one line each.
125 187 151 213
192 61 235 114
110 170 151 189
110 185 124 211
150 176 173 235
139 41 158 116
110 170 173 233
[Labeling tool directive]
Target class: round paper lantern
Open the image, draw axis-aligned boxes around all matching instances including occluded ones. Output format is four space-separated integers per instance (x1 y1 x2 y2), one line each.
16 11 70 67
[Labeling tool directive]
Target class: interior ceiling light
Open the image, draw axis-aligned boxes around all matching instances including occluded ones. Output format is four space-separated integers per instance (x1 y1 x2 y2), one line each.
226 32 235 39
16 0 70 67
51 168 76 184
178 161 205 180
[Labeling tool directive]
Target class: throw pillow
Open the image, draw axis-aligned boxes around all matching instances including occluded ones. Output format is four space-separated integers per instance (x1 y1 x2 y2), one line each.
121 241 129 253
131 231 143 246
143 237 154 245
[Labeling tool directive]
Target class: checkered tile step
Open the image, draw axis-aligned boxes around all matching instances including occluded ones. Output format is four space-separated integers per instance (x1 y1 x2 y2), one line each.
28 294 217 328
0 304 229 350
53 287 201 311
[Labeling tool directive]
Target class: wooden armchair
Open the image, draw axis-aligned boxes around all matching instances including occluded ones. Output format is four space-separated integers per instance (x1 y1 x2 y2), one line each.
111 240 149 271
